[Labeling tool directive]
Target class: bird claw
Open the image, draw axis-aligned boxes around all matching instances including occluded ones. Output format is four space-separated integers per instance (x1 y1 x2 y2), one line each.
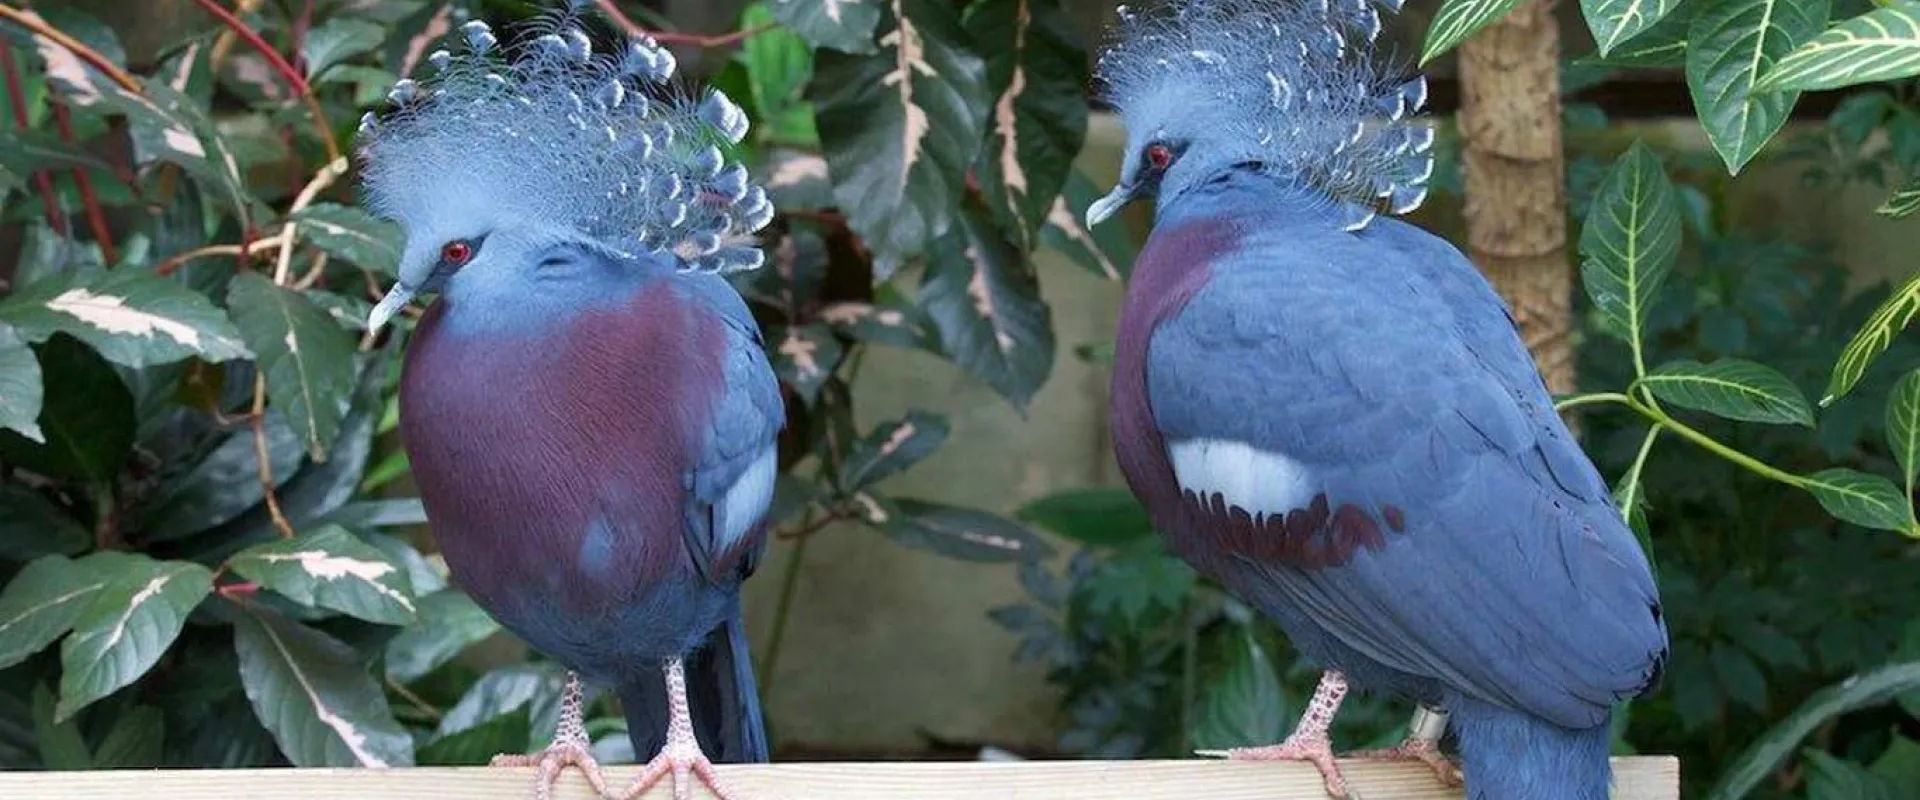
1348 737 1463 786
613 739 745 800
491 740 612 800
1198 731 1353 798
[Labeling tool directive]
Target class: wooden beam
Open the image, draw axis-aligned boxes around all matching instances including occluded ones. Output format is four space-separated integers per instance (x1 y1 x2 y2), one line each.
0 757 1678 799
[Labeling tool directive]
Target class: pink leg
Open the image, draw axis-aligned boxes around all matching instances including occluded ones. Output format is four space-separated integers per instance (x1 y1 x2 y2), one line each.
491 671 614 800
612 658 748 800
1197 670 1353 798
1349 705 1463 786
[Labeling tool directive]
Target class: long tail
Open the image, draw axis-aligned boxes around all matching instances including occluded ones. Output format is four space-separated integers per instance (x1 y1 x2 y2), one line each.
619 606 769 763
1451 695 1611 800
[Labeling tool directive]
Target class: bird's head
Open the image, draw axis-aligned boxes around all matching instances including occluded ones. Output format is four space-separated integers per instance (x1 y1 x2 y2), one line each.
1085 0 1436 232
357 10 772 332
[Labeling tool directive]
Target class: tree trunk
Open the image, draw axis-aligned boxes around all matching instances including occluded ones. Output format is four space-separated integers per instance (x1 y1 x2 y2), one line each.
1457 0 1574 402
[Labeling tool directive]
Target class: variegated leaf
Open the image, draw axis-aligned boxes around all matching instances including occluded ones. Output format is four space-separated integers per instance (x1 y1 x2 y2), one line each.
290 203 403 276
837 411 951 492
0 324 42 442
1823 271 1920 405
966 0 1088 247
228 525 416 625
1758 3 1920 91
302 18 384 79
1040 170 1137 280
1422 0 1527 65
1686 0 1830 173
227 274 357 459
768 323 845 405
1584 0 1685 56
1579 142 1681 356
233 605 415 767
878 498 1052 562
0 268 250 368
771 0 882 54
56 553 214 721
0 555 112 670
920 205 1054 409
385 589 500 683
1800 468 1912 533
86 80 257 224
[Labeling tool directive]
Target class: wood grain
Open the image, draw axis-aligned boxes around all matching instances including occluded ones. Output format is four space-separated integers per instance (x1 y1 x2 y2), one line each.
0 757 1678 799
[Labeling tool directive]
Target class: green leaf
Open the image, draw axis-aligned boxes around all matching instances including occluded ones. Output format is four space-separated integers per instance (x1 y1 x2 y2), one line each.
1686 0 1830 173
770 0 881 54
1082 540 1197 625
1880 173 1920 218
0 325 43 442
1641 359 1814 425
384 589 500 684
0 556 111 670
738 3 818 145
30 684 89 770
1039 171 1136 280
766 323 844 406
1803 750 1909 800
232 605 415 767
0 485 89 563
1889 371 1920 491
0 128 111 176
836 411 950 492
1192 631 1286 751
86 80 257 225
1421 0 1526 65
302 18 384 79
228 525 416 626
135 413 303 543
1705 661 1920 800
812 0 990 277
1822 271 1920 406
290 203 403 277
875 497 1054 562
227 273 357 459
1014 488 1154 548
760 148 835 211
1711 643 1769 711
91 704 163 768
434 663 565 753
0 335 133 482
818 293 935 350
1584 0 1685 56
1757 3 1920 91
418 705 530 766
57 553 214 721
1579 142 1681 352
920 206 1055 410
0 269 250 368
1613 428 1660 578
965 0 1088 248
1799 468 1913 533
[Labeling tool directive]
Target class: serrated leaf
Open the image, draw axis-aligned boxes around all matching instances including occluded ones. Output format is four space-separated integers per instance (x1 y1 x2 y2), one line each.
1706 661 1920 800
232 605 414 767
1421 0 1527 65
1642 359 1814 425
228 525 416 625
921 206 1054 409
1880 173 1920 218
1891 371 1920 490
836 411 950 492
812 0 990 277
0 335 132 482
768 323 844 406
1822 271 1920 406
739 3 818 146
136 413 303 543
771 0 882 54
303 18 384 79
1579 142 1680 353
1040 171 1135 280
1192 631 1286 751
56 554 214 721
1686 0 1830 173
1584 0 1685 56
87 80 256 224
1757 4 1920 91
227 273 357 459
1014 488 1154 548
876 498 1052 562
0 128 110 176
0 325 42 442
384 589 500 684
1799 468 1913 532
0 269 250 368
966 0 1088 247
0 556 111 670
290 203 402 277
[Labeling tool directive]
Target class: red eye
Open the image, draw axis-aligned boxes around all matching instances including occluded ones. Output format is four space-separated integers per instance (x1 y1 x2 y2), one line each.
1146 144 1173 170
441 240 473 265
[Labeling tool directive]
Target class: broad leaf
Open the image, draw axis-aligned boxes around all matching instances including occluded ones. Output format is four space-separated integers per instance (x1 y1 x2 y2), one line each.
0 325 42 442
0 128 111 176
761 149 835 211
1191 632 1286 751
290 203 402 277
836 411 950 492
0 335 133 482
1642 359 1814 425
876 497 1052 562
31 684 89 770
0 485 89 563
0 269 250 368
57 553 214 721
1705 661 1920 800
1822 271 1920 406
1890 371 1920 490
965 0 1088 247
1758 4 1920 91
136 413 303 543
435 663 566 752
228 526 415 625
86 80 257 224
228 273 357 459
1422 0 1527 65
818 292 935 350
1584 0 1685 56
232 605 414 767
812 0 990 277
302 19 385 79
1040 171 1135 280
771 0 881 54
1597 12 1691 68
1880 174 1920 219
1686 0 1830 173
1799 468 1912 533
921 206 1055 410
0 556 110 670
1580 142 1681 355
767 323 844 406
739 3 818 145
1015 488 1154 548
384 589 500 684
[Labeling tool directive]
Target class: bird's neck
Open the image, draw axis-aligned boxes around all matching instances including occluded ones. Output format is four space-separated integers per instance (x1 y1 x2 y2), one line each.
1154 166 1327 228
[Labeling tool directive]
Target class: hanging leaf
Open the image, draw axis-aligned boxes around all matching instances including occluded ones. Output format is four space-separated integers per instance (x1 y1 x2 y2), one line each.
876 497 1053 562
770 0 882 54
302 19 385 80
767 323 844 405
56 553 214 721
1686 0 1830 173
0 128 111 176
290 203 403 277
920 206 1055 410
812 0 990 278
1040 171 1136 280
836 411 950 492
384 589 501 684
232 605 414 767
1880 174 1920 219
0 555 111 671
965 0 1088 247
1799 468 1913 533
1614 428 1660 577
1191 631 1287 751
761 149 835 211
0 269 250 368
1579 142 1681 357
1822 271 1920 406
0 326 42 442
1421 0 1527 65
87 80 257 224
1705 661 1920 800
1758 4 1920 92
1015 488 1155 548
1583 0 1685 57
227 274 357 459
227 526 416 626
1641 359 1814 426
0 335 133 483
1890 371 1920 491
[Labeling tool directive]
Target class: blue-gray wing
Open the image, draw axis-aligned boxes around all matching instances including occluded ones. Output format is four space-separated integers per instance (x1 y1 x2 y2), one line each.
1147 217 1664 728
680 274 784 581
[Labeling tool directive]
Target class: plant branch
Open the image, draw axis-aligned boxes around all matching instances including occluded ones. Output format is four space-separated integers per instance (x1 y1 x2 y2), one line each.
0 35 64 231
756 506 813 700
50 102 114 264
0 5 143 93
386 677 444 722
275 155 348 284
155 231 290 275
1553 392 1634 412
591 0 773 48
251 372 295 539
186 0 339 163
1621 395 1806 488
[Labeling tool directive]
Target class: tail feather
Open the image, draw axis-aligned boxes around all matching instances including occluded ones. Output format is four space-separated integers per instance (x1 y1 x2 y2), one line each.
619 607 768 763
1451 695 1611 800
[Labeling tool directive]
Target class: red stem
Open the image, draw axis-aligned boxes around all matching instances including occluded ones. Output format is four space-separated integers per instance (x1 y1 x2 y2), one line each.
186 0 338 162
50 103 115 265
0 37 65 232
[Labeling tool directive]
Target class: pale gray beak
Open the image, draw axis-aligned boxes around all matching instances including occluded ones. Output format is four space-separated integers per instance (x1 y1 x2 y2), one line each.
366 283 416 333
1084 184 1136 228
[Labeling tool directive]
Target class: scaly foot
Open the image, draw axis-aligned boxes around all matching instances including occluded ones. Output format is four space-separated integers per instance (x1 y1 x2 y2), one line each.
1348 706 1461 786
612 658 749 800
491 672 612 800
1197 671 1354 798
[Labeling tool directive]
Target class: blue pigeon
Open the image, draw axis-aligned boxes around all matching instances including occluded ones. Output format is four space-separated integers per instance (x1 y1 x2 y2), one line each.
1085 1 1668 797
358 8 780 800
